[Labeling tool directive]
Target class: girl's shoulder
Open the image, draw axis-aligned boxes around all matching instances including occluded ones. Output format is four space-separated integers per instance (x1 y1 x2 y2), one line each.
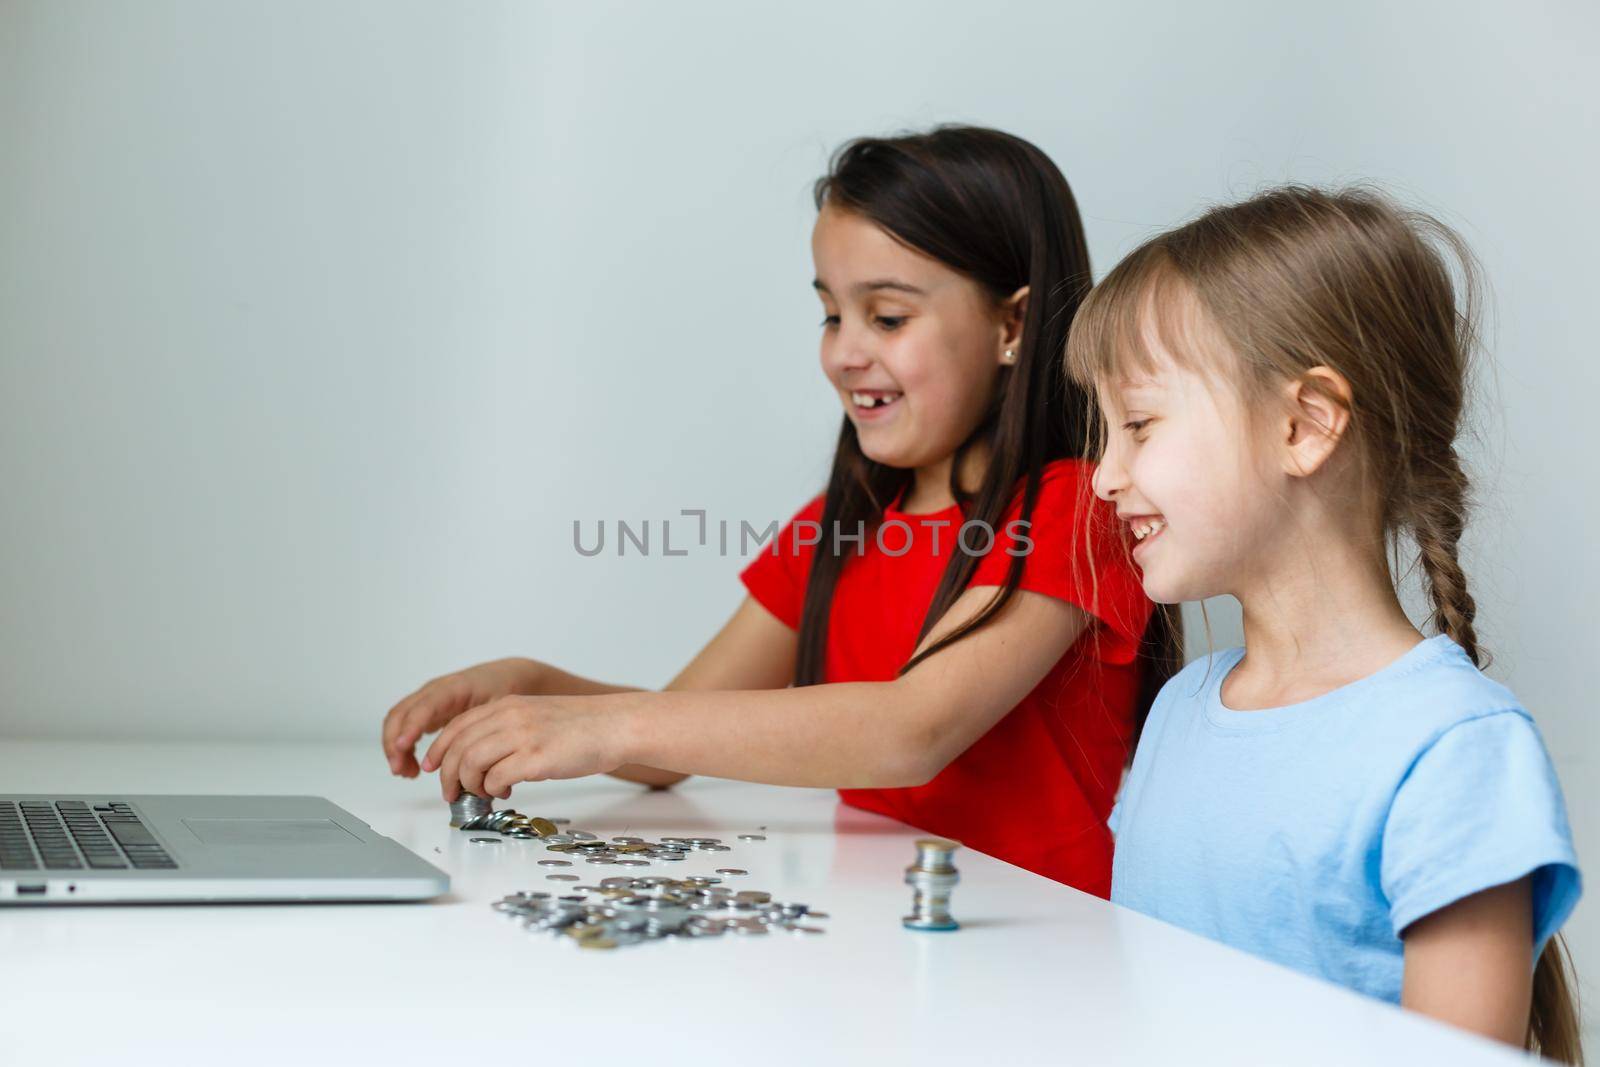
1355 635 1530 742
1023 457 1097 506
1142 647 1242 723
1024 458 1124 539
1038 456 1095 482
1140 638 1536 749
996 458 1111 538
788 492 826 525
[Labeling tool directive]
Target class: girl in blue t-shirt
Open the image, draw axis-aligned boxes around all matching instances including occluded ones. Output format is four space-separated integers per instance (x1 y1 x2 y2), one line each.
1066 186 1582 1060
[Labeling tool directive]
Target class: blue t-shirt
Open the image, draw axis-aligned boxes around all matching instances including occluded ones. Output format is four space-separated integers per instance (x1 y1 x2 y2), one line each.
1110 635 1581 1003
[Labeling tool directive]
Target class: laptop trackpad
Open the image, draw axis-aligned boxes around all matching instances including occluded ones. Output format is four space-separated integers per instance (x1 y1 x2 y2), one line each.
182 818 359 846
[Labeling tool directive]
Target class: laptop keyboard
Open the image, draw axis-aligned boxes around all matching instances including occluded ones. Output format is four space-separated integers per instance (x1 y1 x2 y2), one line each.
0 800 178 871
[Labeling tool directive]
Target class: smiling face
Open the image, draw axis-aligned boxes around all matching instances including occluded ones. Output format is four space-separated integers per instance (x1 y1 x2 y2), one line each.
811 204 1012 474
1090 295 1289 605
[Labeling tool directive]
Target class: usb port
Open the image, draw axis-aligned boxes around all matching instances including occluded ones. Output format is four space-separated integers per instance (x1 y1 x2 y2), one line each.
17 884 46 896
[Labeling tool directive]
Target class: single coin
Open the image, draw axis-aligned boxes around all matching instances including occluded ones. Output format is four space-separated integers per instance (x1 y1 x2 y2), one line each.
577 938 619 950
469 837 502 845
571 831 598 841
786 924 826 935
528 817 558 837
738 834 766 841
546 874 579 882
714 868 748 876
537 859 573 868
614 859 649 867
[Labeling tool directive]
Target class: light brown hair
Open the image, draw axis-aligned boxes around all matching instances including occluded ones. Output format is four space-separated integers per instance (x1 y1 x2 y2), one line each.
1065 184 1581 1062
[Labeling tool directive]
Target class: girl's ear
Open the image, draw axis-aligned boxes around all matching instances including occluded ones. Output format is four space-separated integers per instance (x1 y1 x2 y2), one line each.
997 285 1030 363
1279 366 1354 478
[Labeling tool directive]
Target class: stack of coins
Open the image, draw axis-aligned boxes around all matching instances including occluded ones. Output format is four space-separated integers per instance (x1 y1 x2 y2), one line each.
491 874 828 949
903 838 961 931
448 792 492 829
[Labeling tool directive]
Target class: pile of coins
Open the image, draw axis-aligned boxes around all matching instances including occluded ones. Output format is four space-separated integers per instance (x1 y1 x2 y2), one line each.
492 874 828 950
451 796 753 868
541 833 735 866
450 795 823 949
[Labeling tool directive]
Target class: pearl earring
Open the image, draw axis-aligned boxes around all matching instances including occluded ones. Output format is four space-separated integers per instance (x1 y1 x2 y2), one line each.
1002 348 1017 365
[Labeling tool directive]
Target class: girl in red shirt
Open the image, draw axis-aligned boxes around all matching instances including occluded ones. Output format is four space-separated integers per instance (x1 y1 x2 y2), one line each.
381 125 1179 896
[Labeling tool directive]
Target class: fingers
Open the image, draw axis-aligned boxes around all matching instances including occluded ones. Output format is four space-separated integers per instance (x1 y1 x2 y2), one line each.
423 698 505 786
383 676 470 778
483 751 544 799
391 695 444 778
381 692 424 775
420 701 476 775
438 721 523 802
386 692 444 778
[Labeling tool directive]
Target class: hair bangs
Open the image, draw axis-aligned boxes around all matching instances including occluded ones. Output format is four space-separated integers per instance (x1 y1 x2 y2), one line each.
1071 243 1209 382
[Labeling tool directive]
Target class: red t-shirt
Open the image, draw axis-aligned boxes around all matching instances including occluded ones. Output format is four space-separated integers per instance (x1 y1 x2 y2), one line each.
740 459 1151 898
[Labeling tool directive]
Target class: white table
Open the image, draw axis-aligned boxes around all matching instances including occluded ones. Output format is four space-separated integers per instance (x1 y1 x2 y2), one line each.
1 738 1524 1066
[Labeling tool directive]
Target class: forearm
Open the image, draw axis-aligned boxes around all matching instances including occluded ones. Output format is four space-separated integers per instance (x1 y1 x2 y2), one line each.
525 661 643 698
520 662 692 787
610 680 935 789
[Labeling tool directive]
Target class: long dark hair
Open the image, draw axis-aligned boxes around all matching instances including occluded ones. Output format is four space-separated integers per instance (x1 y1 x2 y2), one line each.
798 126 1182 738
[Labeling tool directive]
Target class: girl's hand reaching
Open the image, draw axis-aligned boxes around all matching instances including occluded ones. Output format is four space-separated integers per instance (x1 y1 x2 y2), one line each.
381 597 799 791
381 658 545 777
420 695 631 800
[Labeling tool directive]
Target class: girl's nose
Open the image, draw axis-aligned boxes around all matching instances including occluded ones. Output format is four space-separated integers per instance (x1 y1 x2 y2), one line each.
825 336 874 376
1092 447 1129 502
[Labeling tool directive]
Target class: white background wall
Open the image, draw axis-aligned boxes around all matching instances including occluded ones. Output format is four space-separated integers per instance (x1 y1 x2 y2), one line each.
2 0 1595 1030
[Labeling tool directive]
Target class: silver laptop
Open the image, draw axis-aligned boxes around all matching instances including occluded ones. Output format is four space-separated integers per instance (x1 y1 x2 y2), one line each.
0 794 449 904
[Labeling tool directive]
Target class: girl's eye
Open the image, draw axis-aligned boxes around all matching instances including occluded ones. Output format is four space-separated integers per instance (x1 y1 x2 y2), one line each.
1122 419 1152 437
819 314 840 328
875 316 905 331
